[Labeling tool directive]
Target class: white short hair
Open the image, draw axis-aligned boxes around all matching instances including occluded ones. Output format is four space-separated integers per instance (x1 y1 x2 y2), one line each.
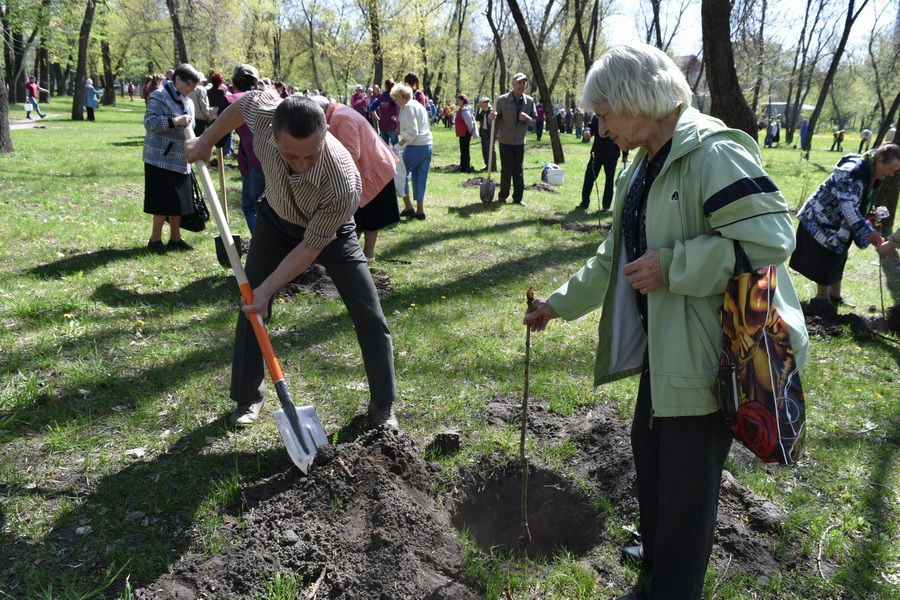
581 43 692 120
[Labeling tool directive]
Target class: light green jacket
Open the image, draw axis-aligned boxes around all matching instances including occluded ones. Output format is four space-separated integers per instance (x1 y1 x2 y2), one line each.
547 106 809 418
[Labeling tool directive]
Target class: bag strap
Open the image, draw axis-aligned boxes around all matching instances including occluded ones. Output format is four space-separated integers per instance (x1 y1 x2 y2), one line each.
733 240 754 275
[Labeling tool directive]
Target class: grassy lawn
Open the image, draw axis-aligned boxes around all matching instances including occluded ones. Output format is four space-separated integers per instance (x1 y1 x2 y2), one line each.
1 97 899 599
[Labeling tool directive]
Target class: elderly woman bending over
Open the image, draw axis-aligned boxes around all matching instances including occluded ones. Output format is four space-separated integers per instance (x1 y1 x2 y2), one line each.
524 43 808 600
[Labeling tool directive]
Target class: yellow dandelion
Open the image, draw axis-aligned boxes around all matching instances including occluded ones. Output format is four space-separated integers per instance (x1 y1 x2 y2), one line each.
441 296 446 299
410 303 416 307
278 298 286 303
137 320 145 326
63 314 73 319
876 393 882 398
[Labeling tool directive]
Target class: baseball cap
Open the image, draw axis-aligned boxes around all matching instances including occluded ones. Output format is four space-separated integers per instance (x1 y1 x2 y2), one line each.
356 84 363 90
232 64 259 87
512 72 528 82
480 97 490 104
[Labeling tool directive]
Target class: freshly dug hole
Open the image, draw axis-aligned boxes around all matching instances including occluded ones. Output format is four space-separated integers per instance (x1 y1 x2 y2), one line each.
450 458 603 559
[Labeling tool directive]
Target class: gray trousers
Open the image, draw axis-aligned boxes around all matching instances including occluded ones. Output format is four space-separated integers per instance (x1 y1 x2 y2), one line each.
230 200 396 409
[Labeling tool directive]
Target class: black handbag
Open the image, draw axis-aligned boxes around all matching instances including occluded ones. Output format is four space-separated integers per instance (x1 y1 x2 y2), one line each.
180 172 209 232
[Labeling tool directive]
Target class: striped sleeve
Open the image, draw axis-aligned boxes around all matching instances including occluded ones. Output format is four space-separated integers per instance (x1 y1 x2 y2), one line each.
701 138 790 230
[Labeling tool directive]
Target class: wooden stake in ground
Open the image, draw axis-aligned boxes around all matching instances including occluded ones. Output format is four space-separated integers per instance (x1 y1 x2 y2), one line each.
519 285 534 547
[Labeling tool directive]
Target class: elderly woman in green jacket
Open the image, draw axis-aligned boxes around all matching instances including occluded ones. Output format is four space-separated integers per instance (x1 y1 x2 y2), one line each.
524 43 808 600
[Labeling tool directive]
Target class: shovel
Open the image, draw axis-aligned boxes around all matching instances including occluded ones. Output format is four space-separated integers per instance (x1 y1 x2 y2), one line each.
480 106 497 203
185 127 329 473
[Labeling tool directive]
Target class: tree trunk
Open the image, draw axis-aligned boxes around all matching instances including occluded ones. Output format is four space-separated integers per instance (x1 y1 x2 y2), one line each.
37 42 50 103
272 29 283 82
802 0 870 152
701 0 757 139
485 0 507 94
51 62 65 96
649 0 663 48
164 0 189 65
305 13 320 87
72 0 97 121
506 0 564 164
101 40 116 106
454 0 469 94
365 0 384 87
0 61 13 153
749 0 767 121
874 88 900 147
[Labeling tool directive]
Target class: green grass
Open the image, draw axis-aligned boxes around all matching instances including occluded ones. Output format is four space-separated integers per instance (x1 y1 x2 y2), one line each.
1 97 900 598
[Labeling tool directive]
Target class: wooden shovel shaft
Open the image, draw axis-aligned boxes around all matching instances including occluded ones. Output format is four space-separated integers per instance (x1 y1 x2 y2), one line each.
184 128 285 384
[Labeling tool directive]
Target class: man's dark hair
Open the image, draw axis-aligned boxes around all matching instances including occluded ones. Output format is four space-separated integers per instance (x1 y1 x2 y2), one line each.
172 63 202 85
272 95 326 140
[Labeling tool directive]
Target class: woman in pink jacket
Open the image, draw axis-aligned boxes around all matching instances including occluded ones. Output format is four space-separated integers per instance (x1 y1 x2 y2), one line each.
312 95 400 261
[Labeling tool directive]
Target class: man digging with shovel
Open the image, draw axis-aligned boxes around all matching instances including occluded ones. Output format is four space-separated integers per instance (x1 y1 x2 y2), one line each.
185 85 398 430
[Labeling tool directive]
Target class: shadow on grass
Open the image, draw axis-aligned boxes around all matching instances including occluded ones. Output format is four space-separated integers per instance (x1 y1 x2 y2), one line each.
0 418 295 597
109 137 144 147
29 247 166 278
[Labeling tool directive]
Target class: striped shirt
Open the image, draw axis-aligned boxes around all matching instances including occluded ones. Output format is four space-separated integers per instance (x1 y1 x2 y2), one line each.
238 90 362 248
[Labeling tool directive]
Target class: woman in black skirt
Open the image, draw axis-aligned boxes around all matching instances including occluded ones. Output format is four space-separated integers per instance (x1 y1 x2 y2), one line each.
311 94 400 262
142 63 203 254
790 144 900 307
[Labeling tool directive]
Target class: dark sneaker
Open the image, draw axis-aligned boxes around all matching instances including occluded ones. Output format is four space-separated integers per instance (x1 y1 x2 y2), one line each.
368 402 398 428
167 239 194 251
399 208 416 218
230 400 265 426
829 295 855 308
147 240 167 254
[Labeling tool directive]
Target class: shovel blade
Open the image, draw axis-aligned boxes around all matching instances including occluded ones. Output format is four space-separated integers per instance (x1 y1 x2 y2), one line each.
273 405 329 473
480 180 496 203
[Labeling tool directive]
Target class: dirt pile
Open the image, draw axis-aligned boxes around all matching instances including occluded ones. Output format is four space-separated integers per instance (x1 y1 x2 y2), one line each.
134 427 480 600
281 263 393 300
132 399 798 599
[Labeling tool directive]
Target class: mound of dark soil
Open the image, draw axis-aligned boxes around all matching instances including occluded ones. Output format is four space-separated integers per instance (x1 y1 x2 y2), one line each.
539 218 612 234
132 399 800 599
802 298 900 339
133 428 480 600
281 263 393 300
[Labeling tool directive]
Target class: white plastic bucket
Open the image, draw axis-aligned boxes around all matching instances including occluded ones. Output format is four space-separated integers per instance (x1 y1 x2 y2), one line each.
547 168 565 185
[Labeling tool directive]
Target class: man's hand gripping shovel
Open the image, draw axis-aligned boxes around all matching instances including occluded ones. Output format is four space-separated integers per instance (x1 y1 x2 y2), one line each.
184 127 328 473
